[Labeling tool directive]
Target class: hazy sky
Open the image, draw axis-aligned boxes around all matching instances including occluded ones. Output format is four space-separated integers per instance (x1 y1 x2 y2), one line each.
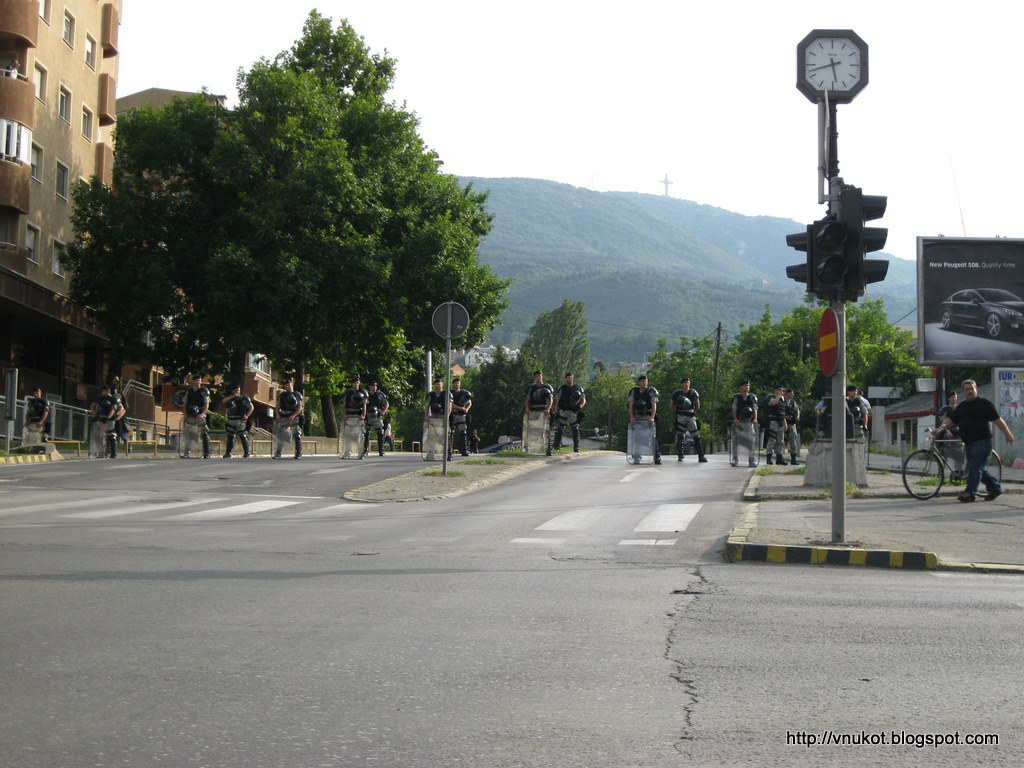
116 1 1024 265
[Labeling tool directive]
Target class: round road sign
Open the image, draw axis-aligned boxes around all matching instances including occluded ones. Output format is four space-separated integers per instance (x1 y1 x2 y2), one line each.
431 302 469 339
818 307 839 377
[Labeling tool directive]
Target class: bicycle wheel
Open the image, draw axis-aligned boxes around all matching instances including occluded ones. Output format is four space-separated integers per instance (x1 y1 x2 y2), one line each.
902 449 944 499
987 450 1003 485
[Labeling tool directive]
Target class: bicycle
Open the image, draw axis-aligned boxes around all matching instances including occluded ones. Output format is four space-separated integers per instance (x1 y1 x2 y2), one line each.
901 428 1002 499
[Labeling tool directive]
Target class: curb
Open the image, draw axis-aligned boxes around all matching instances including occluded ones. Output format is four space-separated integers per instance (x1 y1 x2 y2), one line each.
0 453 52 465
724 499 940 570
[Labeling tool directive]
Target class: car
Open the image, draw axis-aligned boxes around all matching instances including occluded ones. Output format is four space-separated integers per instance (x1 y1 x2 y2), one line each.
939 288 1024 339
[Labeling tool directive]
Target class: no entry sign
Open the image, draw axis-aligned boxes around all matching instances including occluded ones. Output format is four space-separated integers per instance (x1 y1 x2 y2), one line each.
819 307 839 377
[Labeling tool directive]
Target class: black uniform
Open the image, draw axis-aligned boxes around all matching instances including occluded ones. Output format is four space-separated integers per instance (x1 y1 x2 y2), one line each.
783 397 801 463
276 389 304 458
426 389 450 419
553 383 586 451
671 386 705 461
764 393 787 464
91 392 120 457
449 388 473 456
628 385 661 462
526 382 555 455
364 389 389 456
184 386 212 458
25 394 50 438
224 393 253 458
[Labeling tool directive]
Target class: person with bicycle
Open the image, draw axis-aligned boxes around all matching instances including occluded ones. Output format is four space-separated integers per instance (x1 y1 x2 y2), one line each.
937 380 1015 502
934 392 963 475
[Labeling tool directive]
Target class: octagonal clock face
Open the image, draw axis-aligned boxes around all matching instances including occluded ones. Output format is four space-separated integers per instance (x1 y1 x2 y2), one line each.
796 29 869 104
804 36 862 91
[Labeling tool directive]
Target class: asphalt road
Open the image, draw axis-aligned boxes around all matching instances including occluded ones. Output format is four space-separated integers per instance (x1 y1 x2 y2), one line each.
1 454 1021 767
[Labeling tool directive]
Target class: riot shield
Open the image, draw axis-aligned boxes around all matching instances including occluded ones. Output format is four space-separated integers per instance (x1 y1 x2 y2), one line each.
22 422 44 447
627 420 658 464
339 416 365 459
180 415 204 458
89 419 113 458
422 419 446 461
273 420 296 459
730 421 760 467
522 411 550 455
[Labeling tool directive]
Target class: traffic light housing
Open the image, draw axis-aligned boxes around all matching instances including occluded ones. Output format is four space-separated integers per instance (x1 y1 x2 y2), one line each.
785 225 814 295
838 185 888 300
786 217 849 300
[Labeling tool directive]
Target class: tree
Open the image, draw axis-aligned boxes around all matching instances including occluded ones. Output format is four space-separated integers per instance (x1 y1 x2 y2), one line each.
64 11 509 429
521 299 590 380
583 367 637 451
458 347 537 445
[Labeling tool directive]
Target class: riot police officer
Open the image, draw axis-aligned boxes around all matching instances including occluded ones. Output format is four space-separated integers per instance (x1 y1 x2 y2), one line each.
449 378 473 457
730 380 758 467
90 385 120 458
764 385 788 465
783 388 801 465
524 370 554 456
670 377 706 463
184 375 212 459
363 380 390 457
274 380 304 459
424 378 450 461
222 384 254 458
553 372 586 453
24 387 50 443
628 374 661 464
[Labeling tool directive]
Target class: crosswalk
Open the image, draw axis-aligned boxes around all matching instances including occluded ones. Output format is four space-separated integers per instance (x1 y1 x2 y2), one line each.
0 494 704 548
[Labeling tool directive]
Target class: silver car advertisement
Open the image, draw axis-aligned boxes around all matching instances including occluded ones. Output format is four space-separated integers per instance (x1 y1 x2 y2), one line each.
918 237 1024 365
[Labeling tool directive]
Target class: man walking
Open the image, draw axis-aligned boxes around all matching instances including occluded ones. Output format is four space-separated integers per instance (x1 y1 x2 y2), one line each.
938 379 1015 502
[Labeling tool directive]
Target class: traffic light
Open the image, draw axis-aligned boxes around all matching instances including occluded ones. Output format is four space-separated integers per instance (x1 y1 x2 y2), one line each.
838 185 888 299
811 215 849 298
785 225 814 295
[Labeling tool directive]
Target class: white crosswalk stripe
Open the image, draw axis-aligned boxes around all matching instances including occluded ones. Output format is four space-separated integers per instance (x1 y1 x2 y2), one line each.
169 499 304 520
516 503 702 547
633 503 702 532
0 495 141 517
535 507 607 531
61 498 229 519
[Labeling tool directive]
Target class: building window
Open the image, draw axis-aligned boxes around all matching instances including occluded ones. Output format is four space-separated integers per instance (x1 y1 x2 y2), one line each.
31 144 41 181
0 119 32 164
55 162 68 200
63 11 75 48
81 107 93 141
53 241 65 277
26 225 39 264
0 214 13 250
58 86 71 123
33 64 46 103
39 0 51 24
85 36 97 69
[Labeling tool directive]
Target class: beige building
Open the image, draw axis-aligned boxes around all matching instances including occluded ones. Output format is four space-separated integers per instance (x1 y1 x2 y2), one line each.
0 0 120 406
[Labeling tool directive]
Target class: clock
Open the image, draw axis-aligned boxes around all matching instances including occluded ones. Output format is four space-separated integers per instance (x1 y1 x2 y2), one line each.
796 29 868 104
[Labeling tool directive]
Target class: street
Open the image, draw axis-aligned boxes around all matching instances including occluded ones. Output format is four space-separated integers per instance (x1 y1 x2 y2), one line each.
1 454 1021 767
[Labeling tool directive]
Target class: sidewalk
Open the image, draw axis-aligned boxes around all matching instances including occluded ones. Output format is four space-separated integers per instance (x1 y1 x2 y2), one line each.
726 452 1024 573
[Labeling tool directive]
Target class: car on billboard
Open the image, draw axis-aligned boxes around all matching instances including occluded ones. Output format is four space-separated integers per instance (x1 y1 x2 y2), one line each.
939 288 1024 339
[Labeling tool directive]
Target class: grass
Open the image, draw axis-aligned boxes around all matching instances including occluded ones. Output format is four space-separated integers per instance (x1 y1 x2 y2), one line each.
495 450 535 458
421 469 464 477
460 458 508 465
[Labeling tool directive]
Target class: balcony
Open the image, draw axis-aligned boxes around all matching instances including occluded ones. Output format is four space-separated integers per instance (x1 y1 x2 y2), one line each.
0 73 35 130
98 73 116 126
101 3 119 57
95 141 113 186
0 1 40 47
0 157 30 213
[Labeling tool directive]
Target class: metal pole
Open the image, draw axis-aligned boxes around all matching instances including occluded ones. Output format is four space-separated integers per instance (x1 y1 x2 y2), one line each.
442 303 453 477
831 300 846 543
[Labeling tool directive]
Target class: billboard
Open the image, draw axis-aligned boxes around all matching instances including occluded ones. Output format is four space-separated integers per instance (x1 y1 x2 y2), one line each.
917 237 1024 366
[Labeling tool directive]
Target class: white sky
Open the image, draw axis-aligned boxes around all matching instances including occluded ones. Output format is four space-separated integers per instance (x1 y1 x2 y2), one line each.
116 0 1024 264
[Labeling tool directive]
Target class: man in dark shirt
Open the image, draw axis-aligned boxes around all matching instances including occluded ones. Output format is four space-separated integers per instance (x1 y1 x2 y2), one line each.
939 379 1015 502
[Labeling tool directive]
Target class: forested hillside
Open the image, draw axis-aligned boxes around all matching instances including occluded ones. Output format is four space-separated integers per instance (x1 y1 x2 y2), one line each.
461 177 916 364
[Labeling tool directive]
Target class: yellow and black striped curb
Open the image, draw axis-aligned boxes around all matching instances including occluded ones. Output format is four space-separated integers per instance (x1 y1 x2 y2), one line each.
0 453 52 465
724 502 940 570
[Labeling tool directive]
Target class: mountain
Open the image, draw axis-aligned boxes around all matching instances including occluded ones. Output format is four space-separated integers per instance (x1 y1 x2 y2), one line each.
460 177 916 364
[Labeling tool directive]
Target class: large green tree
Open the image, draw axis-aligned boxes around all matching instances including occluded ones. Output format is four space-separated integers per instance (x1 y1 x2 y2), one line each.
65 11 508 430
521 299 590 380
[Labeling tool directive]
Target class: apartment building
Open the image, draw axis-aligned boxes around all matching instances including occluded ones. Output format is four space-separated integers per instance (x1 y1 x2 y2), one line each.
0 0 120 406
